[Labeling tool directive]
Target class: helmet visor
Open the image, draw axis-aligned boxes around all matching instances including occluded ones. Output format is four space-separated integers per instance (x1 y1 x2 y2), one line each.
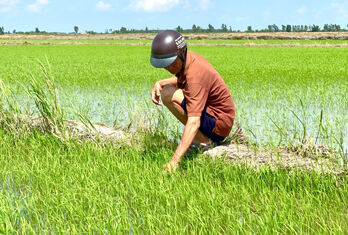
150 55 177 68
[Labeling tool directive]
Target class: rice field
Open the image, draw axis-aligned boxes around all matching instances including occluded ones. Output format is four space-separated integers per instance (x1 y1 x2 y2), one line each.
0 41 347 233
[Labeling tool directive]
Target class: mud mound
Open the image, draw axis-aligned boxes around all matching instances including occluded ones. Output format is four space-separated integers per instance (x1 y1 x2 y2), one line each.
1 114 127 143
204 142 344 175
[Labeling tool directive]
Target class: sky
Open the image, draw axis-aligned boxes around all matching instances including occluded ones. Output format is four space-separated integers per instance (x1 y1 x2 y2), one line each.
0 0 347 33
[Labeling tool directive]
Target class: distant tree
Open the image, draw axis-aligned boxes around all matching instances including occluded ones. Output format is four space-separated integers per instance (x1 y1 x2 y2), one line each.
35 27 40 33
286 25 291 32
304 25 308 32
120 27 127 33
229 26 232 32
145 26 148 33
268 24 279 32
74 26 79 34
334 24 341 31
281 25 286 32
247 26 253 32
192 24 197 33
323 24 329 31
176 25 183 32
0 26 4 35
221 24 228 32
13 29 16 34
207 24 214 33
196 26 202 33
267 25 272 32
311 25 320 32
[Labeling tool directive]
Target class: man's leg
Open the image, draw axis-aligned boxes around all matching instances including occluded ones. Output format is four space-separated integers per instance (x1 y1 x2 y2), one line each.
161 85 210 144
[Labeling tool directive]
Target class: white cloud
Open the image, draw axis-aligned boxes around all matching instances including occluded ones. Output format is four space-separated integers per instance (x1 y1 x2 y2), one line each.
332 1 348 18
263 10 270 17
198 0 211 10
27 0 49 12
297 6 307 15
0 0 19 11
130 0 179 12
96 1 112 10
130 0 211 12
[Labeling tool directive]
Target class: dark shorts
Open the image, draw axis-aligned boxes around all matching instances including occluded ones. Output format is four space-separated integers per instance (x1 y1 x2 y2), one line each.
181 98 225 143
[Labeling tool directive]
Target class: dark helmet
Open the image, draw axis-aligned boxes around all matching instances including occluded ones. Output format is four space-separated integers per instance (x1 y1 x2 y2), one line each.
150 30 187 68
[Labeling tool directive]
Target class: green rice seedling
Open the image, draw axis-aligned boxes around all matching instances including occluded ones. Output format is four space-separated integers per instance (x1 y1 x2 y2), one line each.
23 58 64 134
0 128 347 233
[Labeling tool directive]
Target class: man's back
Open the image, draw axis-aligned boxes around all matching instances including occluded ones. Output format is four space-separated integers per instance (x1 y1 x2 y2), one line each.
178 51 235 137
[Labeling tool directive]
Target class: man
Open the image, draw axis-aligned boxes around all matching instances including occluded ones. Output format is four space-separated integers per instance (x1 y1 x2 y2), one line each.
150 30 235 172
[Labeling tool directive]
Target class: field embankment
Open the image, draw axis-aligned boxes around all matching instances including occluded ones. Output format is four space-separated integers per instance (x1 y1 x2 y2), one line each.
1 32 347 47
1 32 348 40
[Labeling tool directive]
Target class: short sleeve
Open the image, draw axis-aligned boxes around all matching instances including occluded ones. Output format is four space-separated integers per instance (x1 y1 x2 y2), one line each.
184 83 208 117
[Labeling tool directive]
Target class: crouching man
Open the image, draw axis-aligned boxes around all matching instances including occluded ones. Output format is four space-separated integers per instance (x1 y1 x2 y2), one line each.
150 30 235 172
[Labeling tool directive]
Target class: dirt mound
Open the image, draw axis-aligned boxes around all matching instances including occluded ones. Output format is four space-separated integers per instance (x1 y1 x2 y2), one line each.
204 142 344 175
1 113 127 143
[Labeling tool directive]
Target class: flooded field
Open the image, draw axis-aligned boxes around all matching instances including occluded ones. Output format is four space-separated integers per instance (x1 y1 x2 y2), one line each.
0 44 347 151
0 42 347 233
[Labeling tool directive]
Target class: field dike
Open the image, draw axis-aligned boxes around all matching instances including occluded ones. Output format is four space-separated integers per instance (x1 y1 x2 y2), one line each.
0 111 345 175
1 63 346 176
2 41 348 48
1 32 348 40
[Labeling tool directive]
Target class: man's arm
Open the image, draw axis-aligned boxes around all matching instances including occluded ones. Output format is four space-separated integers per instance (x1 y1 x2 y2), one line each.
157 76 178 87
164 116 200 171
151 76 177 105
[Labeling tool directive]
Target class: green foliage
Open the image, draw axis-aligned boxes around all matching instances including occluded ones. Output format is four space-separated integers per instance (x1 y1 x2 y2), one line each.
176 25 183 33
120 26 127 33
0 130 346 233
221 23 228 32
74 26 79 34
0 26 4 35
207 24 214 33
323 24 341 31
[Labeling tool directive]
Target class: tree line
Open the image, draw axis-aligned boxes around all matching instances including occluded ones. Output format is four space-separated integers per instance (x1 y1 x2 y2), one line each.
0 24 347 35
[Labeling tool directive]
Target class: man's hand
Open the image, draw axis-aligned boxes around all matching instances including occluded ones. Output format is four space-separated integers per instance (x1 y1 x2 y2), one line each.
151 82 162 106
163 160 179 173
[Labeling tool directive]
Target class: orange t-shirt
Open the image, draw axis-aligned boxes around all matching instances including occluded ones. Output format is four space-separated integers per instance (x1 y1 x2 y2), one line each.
177 51 235 137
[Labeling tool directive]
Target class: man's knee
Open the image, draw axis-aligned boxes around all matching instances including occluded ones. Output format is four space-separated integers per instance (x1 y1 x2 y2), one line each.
161 85 177 106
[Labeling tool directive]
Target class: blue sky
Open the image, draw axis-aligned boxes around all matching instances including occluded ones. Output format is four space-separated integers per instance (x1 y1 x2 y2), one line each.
0 0 347 32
